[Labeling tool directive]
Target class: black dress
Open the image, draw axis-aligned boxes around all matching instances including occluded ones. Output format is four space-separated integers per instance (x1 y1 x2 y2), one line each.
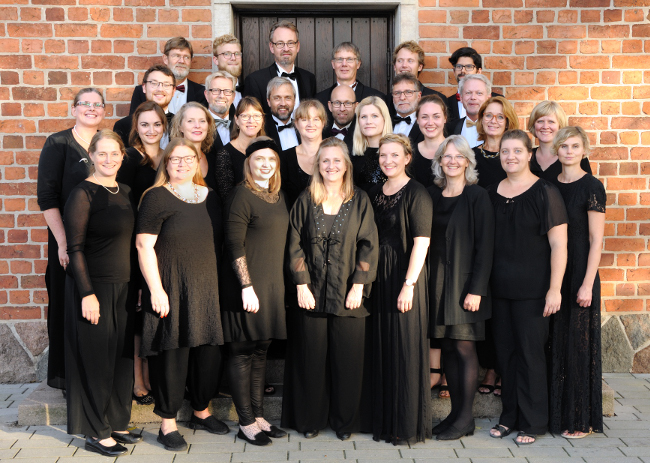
548 175 605 434
352 147 386 193
280 147 312 208
474 145 505 189
63 180 135 438
369 180 433 444
116 147 142 190
411 145 435 187
203 149 218 192
530 147 592 182
214 142 247 201
36 128 92 389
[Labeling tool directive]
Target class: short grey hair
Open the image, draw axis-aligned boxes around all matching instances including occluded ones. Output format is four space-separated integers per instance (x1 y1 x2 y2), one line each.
266 76 295 100
332 42 361 62
431 135 479 189
458 74 491 96
204 71 236 92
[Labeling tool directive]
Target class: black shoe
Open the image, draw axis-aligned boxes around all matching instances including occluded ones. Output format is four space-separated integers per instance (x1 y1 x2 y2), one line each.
303 430 319 439
436 421 475 441
111 431 142 444
336 431 351 441
189 414 229 435
432 418 452 435
237 428 272 446
157 429 188 452
262 425 287 438
85 437 128 457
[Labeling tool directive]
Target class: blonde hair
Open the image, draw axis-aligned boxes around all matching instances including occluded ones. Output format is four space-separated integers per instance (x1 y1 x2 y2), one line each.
392 41 425 70
476 96 520 142
352 96 392 156
431 135 478 189
294 99 328 131
552 126 590 157
87 129 125 175
169 102 216 154
309 137 355 205
527 100 568 136
212 34 240 56
242 136 281 195
232 96 266 140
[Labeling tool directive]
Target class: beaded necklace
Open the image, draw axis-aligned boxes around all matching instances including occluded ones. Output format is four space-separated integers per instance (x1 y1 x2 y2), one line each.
166 182 199 203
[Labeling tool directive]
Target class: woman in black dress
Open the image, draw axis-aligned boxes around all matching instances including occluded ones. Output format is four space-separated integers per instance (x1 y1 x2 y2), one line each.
351 96 393 192
37 87 106 391
137 138 227 452
214 96 266 201
283 137 378 440
428 135 494 440
280 99 326 207
169 102 217 191
548 127 605 438
64 129 139 457
370 133 432 445
528 101 592 181
222 137 289 446
487 130 568 445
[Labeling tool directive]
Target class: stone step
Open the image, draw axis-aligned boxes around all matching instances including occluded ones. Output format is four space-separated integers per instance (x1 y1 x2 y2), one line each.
18 380 615 426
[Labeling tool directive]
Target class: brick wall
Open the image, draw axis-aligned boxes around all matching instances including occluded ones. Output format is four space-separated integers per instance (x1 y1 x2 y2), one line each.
0 1 648 324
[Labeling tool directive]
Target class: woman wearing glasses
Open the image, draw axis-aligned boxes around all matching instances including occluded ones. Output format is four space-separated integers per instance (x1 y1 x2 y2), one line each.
214 96 266 201
137 138 227 452
37 88 106 392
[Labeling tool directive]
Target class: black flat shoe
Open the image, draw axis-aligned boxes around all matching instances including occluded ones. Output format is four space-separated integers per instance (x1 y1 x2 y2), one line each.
303 430 319 439
157 429 187 452
85 437 128 457
262 425 287 438
436 421 475 441
237 429 272 446
432 418 452 435
111 431 142 444
189 414 229 435
336 431 351 441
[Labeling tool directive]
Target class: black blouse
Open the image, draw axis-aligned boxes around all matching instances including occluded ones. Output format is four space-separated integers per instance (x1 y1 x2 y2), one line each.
411 145 435 187
280 147 312 208
214 142 247 201
116 147 142 190
474 145 506 189
352 147 386 193
288 188 379 317
530 147 592 182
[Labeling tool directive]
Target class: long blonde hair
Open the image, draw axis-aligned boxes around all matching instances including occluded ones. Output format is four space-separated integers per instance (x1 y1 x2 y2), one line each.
169 102 216 154
309 137 355 205
352 96 392 156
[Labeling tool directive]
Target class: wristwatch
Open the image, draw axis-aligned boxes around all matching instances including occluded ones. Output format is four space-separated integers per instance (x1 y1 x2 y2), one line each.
404 278 415 287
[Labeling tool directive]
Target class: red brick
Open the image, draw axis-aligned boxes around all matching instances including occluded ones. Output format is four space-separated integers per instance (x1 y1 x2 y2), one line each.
503 26 543 39
9 290 30 304
548 86 588 100
558 71 578 84
7 23 52 37
146 24 190 38
114 40 135 54
559 41 579 54
536 71 556 85
21 275 45 289
68 40 89 54
483 0 522 5
0 53 30 68
536 10 555 22
23 103 44 118
537 41 557 54
44 6 63 20
0 307 41 320
90 40 112 54
113 7 133 21
54 23 97 37
169 0 209 4
449 10 469 24
0 276 18 288
605 238 646 251
1 103 21 117
600 133 618 145
623 40 644 53
136 8 156 22
580 9 601 22
44 39 65 53
580 71 599 84
527 56 567 69
505 86 546 100
33 290 48 304
569 56 610 69
10 260 31 273
485 56 525 70
514 41 534 55
81 55 124 69
547 25 587 39
125 0 165 5
182 9 211 22
615 0 650 5
589 25 630 38
34 55 78 70
47 71 67 85
604 299 643 312
626 9 646 22
612 117 650 130
99 24 143 38
3 136 23 149
616 283 635 296
602 71 621 84
591 86 631 100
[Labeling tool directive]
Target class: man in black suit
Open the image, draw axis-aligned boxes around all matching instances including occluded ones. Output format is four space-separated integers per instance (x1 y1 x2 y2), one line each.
128 37 208 115
393 41 446 100
446 74 491 148
264 77 300 151
315 42 384 121
322 85 357 154
391 73 423 147
114 64 176 147
205 71 237 154
213 34 243 108
243 20 316 116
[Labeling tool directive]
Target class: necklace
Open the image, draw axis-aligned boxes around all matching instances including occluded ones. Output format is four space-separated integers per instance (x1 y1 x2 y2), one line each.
73 125 92 145
167 182 199 203
480 145 500 159
93 173 119 194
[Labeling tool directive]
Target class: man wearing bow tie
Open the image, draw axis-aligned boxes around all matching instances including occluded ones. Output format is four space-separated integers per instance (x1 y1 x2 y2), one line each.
323 85 357 153
205 71 237 153
446 74 491 148
391 73 423 147
265 77 299 151
128 37 208 115
243 20 316 116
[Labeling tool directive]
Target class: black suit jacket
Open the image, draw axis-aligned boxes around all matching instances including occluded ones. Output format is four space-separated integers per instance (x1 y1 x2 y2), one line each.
243 63 317 115
386 80 446 118
264 116 300 150
446 91 503 126
128 79 208 115
323 117 356 154
210 104 237 154
392 117 423 148
113 112 175 148
315 81 385 122
446 117 465 137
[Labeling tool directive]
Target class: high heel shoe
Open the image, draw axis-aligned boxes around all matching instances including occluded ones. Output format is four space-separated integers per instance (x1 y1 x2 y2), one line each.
436 421 475 441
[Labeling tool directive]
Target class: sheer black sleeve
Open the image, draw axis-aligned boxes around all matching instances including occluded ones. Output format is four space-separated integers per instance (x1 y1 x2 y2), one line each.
541 182 569 234
214 147 235 201
351 191 379 285
586 176 606 213
63 186 94 298
288 192 311 286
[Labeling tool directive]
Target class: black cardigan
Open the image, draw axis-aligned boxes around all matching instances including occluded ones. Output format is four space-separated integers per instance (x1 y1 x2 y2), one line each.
427 184 495 325
288 188 379 317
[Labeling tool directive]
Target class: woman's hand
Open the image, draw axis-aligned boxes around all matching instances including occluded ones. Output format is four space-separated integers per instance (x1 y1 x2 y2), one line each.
58 245 69 269
81 294 100 325
242 286 260 313
297 284 315 310
151 288 170 318
463 294 481 312
576 283 593 308
543 288 561 317
397 285 414 313
345 284 364 310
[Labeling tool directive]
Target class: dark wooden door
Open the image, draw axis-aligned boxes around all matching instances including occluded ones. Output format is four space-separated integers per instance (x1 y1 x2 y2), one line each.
236 11 394 94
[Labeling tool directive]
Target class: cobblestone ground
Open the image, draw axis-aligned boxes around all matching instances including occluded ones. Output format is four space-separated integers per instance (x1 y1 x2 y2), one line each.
1 373 649 462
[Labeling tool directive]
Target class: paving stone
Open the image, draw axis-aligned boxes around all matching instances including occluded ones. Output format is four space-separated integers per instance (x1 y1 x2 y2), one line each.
0 438 16 449
57 456 114 463
455 447 513 458
510 446 570 458
288 450 345 460
187 442 245 453
605 429 650 438
343 448 402 459
405 439 462 449
115 456 175 463
12 437 73 447
564 446 627 457
173 454 234 463
399 448 457 458
583 459 649 463
13 446 76 458
621 437 650 446
621 447 650 457
524 459 576 463
0 448 19 459
361 460 414 463
412 459 470 463
231 450 291 461
182 431 238 444
299 440 354 450
603 419 648 429
565 437 625 447
469 459 528 463
243 441 298 452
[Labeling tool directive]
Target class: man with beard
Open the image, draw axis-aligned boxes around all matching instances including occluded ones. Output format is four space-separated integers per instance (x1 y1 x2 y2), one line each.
265 77 299 150
128 37 208 114
391 73 423 147
244 21 316 116
322 85 357 153
205 71 236 153
213 34 243 108
446 74 491 148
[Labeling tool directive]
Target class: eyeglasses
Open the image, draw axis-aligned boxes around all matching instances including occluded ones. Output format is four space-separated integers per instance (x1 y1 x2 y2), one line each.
392 90 418 98
483 113 506 123
238 114 263 121
455 64 476 72
333 58 358 64
168 53 191 62
146 80 175 90
76 101 104 108
208 88 234 96
216 51 242 59
330 101 355 108
442 154 466 162
169 155 197 165
271 41 298 49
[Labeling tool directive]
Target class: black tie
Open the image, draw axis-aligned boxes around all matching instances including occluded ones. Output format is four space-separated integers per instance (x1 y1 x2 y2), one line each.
330 127 348 136
392 115 411 125
281 72 297 81
277 121 294 132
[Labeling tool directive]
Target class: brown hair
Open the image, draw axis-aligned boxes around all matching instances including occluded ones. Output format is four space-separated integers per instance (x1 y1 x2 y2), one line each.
142 64 176 86
128 101 167 166
242 136 281 195
499 129 533 153
164 37 193 58
232 96 266 139
169 102 216 154
309 137 355 205
73 88 104 106
392 41 425 70
332 42 361 62
416 94 448 120
87 129 125 175
269 20 299 42
392 73 421 92
294 99 328 128
213 34 240 56
476 96 520 142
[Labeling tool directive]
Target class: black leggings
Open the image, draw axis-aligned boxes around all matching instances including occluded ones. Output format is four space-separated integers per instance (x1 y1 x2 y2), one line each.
228 340 272 426
441 338 478 429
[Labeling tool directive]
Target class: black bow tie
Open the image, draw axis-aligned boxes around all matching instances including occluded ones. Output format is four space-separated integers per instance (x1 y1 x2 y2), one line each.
281 72 297 81
393 115 412 125
214 119 230 129
330 127 348 136
277 121 294 132
235 85 241 92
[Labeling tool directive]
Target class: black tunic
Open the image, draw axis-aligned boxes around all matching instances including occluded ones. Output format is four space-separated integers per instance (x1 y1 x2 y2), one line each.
288 188 378 317
548 174 605 434
352 147 386 193
280 147 313 208
214 142 247 201
221 186 289 342
369 180 433 444
411 145 435 187
530 147 592 182
474 145 506 189
136 187 224 356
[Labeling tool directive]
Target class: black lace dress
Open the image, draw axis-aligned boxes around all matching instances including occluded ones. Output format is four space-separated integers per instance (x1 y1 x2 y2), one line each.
548 174 605 434
353 147 387 193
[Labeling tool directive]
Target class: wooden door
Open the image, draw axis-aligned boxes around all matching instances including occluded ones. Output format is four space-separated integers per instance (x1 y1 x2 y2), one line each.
236 11 394 94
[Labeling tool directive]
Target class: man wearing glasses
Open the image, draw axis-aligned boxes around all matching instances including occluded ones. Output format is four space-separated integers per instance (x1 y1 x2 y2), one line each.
128 37 208 115
391 73 423 146
205 71 237 152
243 20 316 116
212 34 243 108
315 42 384 121
323 85 357 153
264 77 300 151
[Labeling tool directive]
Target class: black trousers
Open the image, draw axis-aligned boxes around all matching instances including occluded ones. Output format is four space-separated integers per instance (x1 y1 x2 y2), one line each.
227 340 272 426
282 310 366 433
492 297 550 435
477 318 497 370
64 278 134 439
148 344 222 419
47 229 67 389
